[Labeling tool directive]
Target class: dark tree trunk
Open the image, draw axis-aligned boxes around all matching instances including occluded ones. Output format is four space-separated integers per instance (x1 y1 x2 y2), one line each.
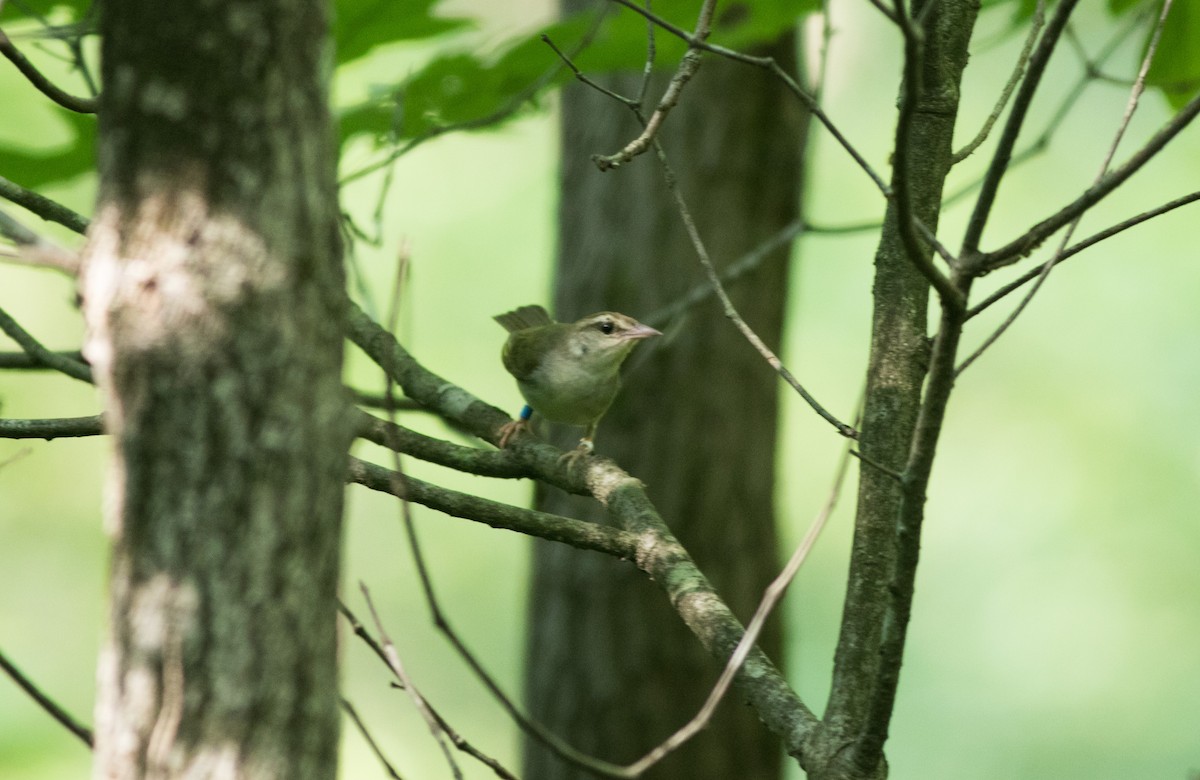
523 25 808 780
81 1 348 777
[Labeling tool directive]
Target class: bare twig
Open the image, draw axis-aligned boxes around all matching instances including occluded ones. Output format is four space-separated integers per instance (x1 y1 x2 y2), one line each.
944 2 1155 211
607 0 890 195
960 0 1081 258
0 27 97 112
952 0 1046 164
359 584 463 780
649 140 858 438
624 430 854 774
0 414 103 439
0 207 81 273
642 217 805 329
592 0 715 171
338 604 521 780
0 307 93 383
549 31 859 437
966 189 1200 320
958 0 1177 376
0 647 94 748
347 456 638 558
341 698 406 780
0 175 90 236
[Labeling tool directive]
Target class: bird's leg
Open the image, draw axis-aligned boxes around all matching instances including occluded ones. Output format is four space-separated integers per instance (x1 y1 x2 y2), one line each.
558 422 598 467
497 405 533 448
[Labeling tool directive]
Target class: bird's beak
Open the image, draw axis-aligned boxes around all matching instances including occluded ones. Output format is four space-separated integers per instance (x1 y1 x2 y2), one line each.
622 323 662 341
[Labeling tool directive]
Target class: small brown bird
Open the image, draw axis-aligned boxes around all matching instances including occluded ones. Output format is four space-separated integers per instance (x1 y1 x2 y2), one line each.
494 304 660 457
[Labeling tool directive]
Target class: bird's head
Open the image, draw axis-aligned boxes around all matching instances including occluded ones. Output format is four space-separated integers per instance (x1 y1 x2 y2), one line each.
565 311 661 370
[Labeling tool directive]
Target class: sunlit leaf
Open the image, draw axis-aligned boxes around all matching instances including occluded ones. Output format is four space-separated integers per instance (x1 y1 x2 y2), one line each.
1142 0 1200 109
339 0 811 148
334 0 472 66
0 109 95 188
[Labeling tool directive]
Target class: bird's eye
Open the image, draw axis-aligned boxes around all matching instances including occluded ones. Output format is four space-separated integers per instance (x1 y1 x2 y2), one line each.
597 320 615 335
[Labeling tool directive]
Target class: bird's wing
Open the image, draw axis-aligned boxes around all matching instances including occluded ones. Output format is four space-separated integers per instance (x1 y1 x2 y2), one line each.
494 304 553 333
501 327 553 381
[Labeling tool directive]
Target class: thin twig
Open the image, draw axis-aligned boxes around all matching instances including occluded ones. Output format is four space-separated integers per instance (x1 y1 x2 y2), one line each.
607 0 891 195
0 414 103 439
0 349 85 368
974 10 1200 272
359 584 463 780
0 207 81 273
0 307 93 383
0 175 90 235
542 29 859 438
650 141 857 437
947 2 1156 210
958 0 1177 376
960 0 1081 258
966 189 1200 320
0 26 97 112
341 698 406 780
347 457 638 558
642 217 806 330
592 0 715 171
338 604 521 780
0 647 94 747
951 0 1046 164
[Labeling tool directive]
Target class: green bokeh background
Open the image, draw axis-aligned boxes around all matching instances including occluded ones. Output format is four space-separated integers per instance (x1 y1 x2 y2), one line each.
2 2 1198 778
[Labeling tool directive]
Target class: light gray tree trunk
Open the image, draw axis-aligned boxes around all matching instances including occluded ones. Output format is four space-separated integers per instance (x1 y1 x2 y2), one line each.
523 22 808 779
81 1 349 777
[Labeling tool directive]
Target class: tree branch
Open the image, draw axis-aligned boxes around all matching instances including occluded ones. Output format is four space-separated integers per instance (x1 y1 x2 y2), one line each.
0 27 98 113
347 456 638 559
592 0 715 171
0 175 90 235
888 0 964 308
960 0 1080 257
966 189 1200 320
607 0 891 195
0 207 81 273
976 86 1200 273
353 408 530 479
0 647 94 747
0 414 103 439
0 307 93 383
951 0 1045 164
344 299 822 766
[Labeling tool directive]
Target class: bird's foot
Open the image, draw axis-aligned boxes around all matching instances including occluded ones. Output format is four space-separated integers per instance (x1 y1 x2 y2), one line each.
557 438 595 468
497 418 530 448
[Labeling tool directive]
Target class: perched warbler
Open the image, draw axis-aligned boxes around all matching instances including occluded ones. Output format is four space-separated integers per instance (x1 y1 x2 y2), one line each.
494 304 661 457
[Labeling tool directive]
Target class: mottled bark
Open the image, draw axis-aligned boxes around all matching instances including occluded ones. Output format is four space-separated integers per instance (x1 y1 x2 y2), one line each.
81 1 348 778
523 25 807 780
818 1 979 777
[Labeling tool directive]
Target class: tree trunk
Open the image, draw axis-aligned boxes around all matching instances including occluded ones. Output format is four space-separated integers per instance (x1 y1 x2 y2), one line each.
81 1 349 777
523 26 807 780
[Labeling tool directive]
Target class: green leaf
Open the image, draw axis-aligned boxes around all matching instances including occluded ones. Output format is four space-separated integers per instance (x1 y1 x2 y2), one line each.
1143 0 1200 109
334 0 472 66
0 0 92 25
0 109 95 188
339 0 809 148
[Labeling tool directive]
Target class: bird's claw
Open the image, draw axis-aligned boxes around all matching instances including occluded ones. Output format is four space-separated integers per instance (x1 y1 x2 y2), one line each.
497 419 530 449
556 438 595 468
